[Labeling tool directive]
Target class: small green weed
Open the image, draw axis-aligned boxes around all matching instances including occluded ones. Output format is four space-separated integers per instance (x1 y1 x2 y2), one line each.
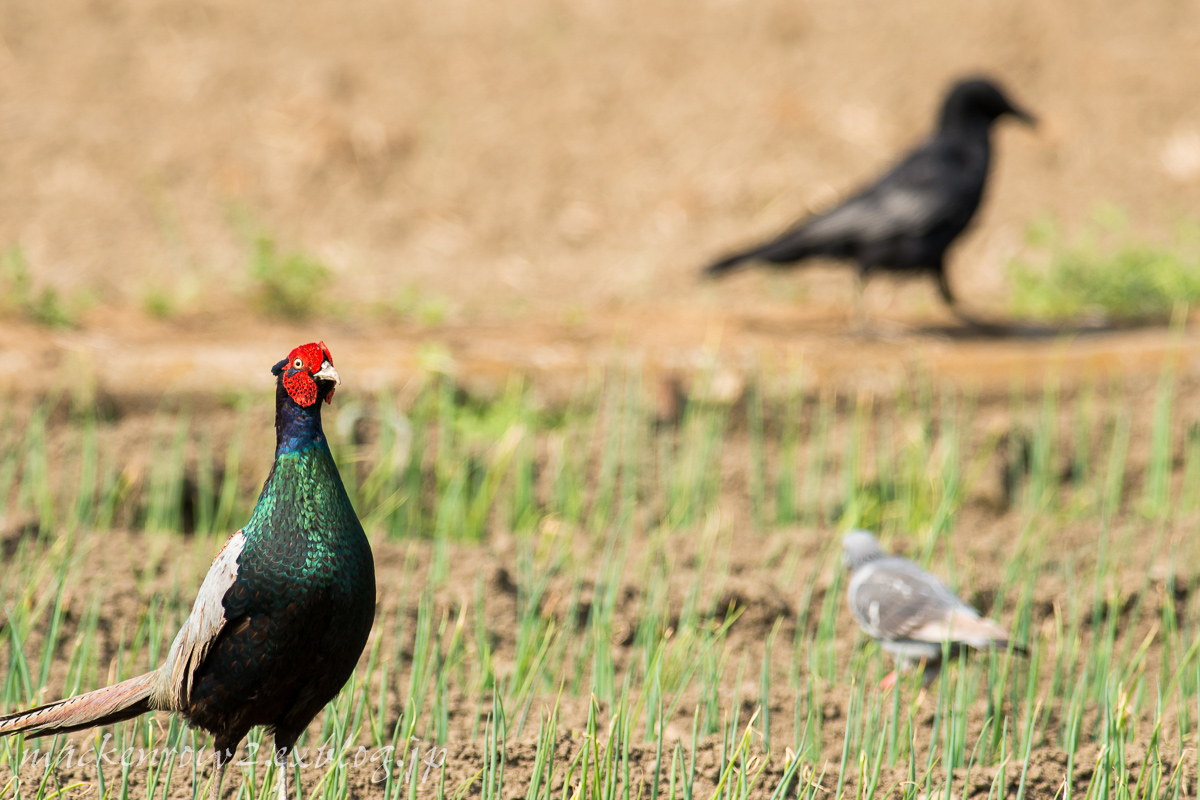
0 247 32 316
0 247 80 328
142 287 176 320
248 236 332 319
1009 214 1200 321
388 285 450 327
24 288 75 328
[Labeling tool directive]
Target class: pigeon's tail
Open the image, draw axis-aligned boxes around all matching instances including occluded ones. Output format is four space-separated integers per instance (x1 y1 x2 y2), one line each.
0 672 157 739
949 614 1027 654
958 615 1015 650
911 611 1024 654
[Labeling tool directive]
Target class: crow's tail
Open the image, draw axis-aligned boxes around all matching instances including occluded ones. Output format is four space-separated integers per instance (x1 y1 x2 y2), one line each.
0 673 157 739
703 251 754 278
705 229 822 278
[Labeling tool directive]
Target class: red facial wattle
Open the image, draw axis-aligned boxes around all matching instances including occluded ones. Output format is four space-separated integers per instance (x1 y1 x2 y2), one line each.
282 369 318 407
281 341 338 407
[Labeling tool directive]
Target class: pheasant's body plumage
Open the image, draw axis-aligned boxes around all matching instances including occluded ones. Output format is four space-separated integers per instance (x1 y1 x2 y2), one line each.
186 429 376 754
0 342 375 800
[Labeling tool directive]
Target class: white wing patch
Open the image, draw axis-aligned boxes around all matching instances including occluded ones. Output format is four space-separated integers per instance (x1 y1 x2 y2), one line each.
153 530 245 710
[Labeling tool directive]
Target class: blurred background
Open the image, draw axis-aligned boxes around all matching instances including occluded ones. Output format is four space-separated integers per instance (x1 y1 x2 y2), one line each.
4 0 1200 394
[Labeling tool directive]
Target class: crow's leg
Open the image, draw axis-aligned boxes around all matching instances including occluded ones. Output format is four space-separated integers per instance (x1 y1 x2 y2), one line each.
853 269 870 334
935 265 955 309
936 265 1004 330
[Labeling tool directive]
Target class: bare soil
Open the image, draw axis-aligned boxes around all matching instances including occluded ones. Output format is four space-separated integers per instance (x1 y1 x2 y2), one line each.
6 502 1200 799
7 372 1200 799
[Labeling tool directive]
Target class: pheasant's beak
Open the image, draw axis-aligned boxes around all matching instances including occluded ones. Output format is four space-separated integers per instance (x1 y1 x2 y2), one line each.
313 361 341 386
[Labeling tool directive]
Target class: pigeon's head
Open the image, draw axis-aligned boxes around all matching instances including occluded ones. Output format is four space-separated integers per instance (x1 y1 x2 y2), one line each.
939 77 1036 130
842 530 886 571
272 341 340 407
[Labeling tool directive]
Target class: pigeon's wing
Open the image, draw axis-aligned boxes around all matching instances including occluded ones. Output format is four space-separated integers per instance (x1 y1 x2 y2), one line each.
754 137 979 262
849 556 982 644
154 530 246 709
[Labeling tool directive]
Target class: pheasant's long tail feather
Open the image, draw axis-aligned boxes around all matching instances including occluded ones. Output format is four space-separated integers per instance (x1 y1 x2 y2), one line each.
0 672 157 739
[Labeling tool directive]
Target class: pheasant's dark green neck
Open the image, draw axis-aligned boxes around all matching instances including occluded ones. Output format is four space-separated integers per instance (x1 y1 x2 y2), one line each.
274 381 327 457
242 381 360 549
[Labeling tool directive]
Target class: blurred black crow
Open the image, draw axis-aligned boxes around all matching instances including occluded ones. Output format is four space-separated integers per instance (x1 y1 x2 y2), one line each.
704 77 1035 323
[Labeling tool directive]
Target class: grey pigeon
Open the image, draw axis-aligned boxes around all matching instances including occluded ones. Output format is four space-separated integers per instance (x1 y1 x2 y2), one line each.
842 530 1020 688
704 76 1036 325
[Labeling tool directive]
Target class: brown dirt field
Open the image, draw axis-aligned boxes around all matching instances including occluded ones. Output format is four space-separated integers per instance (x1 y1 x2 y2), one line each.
7 377 1200 798
6 507 1200 800
5 311 1200 413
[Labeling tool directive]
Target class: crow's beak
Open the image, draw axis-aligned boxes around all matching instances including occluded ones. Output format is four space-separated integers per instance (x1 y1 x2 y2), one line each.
314 361 341 386
1010 104 1037 127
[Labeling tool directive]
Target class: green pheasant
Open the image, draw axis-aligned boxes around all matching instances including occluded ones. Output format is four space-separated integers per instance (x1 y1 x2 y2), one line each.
0 341 377 800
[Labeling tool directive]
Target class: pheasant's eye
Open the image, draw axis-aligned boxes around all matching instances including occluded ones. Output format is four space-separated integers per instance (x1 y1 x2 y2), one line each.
293 358 304 370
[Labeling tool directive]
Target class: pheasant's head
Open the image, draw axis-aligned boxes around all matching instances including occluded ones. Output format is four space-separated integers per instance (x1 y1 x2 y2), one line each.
272 341 340 407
